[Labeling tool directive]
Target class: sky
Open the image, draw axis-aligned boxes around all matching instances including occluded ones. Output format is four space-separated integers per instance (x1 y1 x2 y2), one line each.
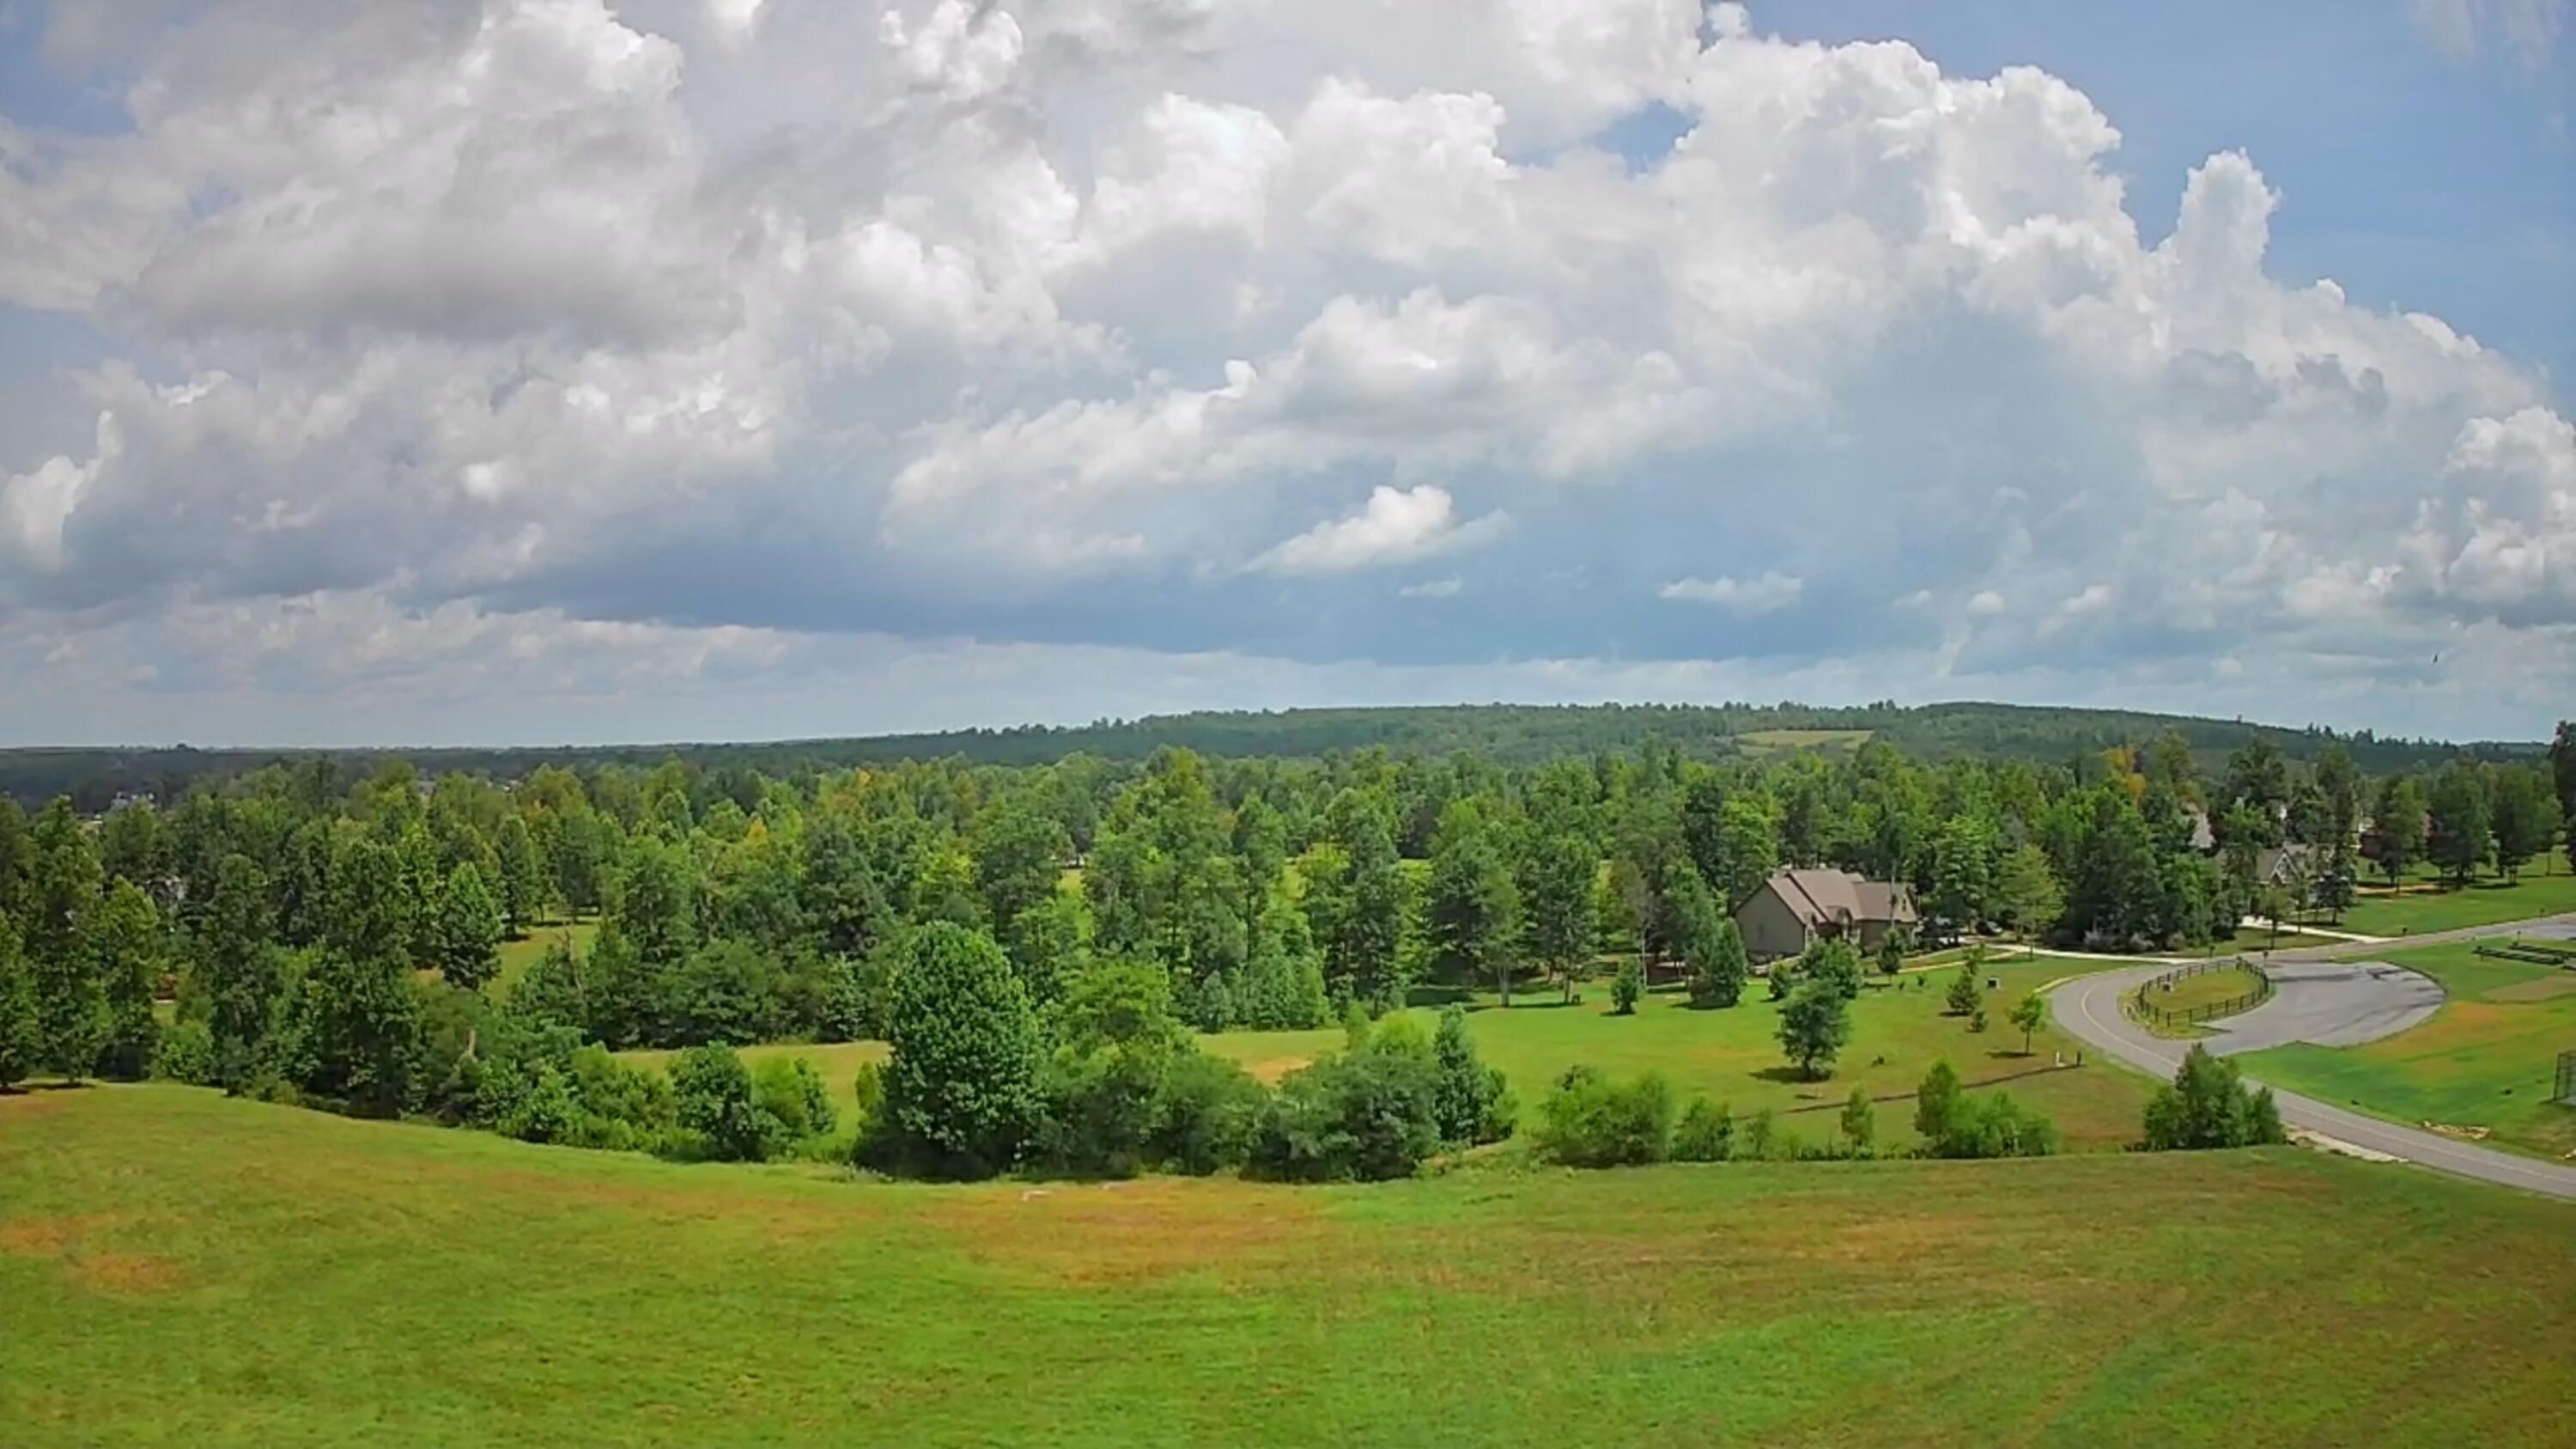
0 0 2570 748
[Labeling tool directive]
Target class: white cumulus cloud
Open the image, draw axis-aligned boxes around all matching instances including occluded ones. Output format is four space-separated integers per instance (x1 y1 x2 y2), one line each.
1660 571 1804 613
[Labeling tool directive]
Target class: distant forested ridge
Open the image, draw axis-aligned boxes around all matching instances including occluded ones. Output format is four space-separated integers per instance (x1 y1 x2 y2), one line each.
0 699 2542 812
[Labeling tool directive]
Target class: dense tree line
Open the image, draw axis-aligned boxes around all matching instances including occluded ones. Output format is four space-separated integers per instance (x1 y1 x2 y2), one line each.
0 721 2562 1179
4 701 2540 813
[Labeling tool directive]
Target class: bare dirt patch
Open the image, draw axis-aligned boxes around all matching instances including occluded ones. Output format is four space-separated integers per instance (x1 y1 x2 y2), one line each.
1240 1055 1314 1083
75 1252 185 1294
0 1211 132 1257
0 1212 184 1293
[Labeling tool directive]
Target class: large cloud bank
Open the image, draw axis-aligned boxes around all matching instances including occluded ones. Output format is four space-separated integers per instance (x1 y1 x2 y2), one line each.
0 0 2566 742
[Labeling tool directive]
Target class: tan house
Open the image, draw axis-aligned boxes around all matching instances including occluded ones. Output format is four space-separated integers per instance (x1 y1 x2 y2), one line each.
1735 868 1920 964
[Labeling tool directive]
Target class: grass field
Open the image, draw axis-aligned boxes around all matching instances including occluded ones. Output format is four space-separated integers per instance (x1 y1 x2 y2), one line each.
1733 728 1872 754
3 1087 2571 1446
2239 938 2576 1161
2333 863 2576 938
495 917 598 997
629 956 2154 1154
2197 925 2348 955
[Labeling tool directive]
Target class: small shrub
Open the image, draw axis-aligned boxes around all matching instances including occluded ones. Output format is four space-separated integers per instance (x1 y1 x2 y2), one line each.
1877 926 1911 977
1940 1093 2058 1158
1838 1085 1876 1156
505 1061 583 1145
1431 1005 1515 1146
1913 1060 1965 1143
1534 1065 1674 1168
1670 1096 1734 1162
1945 962 1982 1016
1914 1059 2057 1158
1248 1046 1443 1182
1610 958 1644 1015
151 1019 216 1086
1151 1050 1267 1175
2142 1044 2288 1151
1740 1107 1779 1161
753 1056 837 1143
670 1043 777 1162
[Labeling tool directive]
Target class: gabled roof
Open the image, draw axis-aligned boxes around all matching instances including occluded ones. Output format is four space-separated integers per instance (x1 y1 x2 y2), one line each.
1764 868 1917 928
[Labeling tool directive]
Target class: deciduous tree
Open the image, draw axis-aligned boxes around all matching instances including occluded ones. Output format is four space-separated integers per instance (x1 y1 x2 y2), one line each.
88 880 165 1080
27 799 106 1080
2425 760 2492 886
433 861 503 992
2008 989 2046 1056
881 923 1041 1178
1777 979 1852 1081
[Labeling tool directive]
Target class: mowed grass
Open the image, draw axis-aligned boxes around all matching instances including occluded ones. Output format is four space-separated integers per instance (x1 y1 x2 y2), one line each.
2239 938 2576 1161
2334 863 2576 938
1734 728 1872 753
3 1087 2572 1446
495 916 598 997
2196 925 2348 955
2132 965 2268 1038
625 957 2154 1154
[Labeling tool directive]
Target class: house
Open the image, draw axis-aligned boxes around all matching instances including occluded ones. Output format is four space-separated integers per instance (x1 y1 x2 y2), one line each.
1735 868 1920 964
2251 843 2324 889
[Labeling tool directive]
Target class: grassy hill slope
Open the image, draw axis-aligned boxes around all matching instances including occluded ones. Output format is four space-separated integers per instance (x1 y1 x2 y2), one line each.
4 1087 2569 1446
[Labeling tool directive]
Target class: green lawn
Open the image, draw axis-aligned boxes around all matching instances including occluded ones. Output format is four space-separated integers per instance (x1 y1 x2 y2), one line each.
2132 965 2268 1038
3 1087 2570 1446
1734 728 1873 753
2334 862 2576 938
627 956 2154 1154
2239 937 2576 1161
2196 926 2348 956
495 917 598 997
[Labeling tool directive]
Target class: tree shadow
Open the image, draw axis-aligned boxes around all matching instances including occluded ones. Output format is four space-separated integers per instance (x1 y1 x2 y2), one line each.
0 1079 96 1096
1750 1065 1821 1085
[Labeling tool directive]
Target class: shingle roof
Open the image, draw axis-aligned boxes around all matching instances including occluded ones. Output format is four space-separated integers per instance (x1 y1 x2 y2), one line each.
1767 868 1917 928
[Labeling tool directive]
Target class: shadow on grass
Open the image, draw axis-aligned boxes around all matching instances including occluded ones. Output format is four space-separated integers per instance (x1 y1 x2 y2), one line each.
1 1080 98 1096
1750 1065 1832 1085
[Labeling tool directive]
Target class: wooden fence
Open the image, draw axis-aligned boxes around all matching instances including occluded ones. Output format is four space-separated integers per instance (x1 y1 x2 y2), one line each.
2130 958 2273 1030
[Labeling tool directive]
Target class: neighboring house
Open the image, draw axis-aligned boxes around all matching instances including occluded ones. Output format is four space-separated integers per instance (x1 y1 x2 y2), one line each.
2251 843 2324 889
1735 868 1920 964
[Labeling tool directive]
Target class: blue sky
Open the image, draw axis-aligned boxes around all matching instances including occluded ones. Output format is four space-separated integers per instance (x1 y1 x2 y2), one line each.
0 0 2570 747
1773 0 2573 383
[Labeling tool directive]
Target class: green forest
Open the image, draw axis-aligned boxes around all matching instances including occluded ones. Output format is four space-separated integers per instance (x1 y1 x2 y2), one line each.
0 698 2545 813
0 715 2567 1183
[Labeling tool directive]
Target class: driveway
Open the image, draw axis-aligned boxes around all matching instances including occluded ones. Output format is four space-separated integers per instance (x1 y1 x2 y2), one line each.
2050 932 2576 1201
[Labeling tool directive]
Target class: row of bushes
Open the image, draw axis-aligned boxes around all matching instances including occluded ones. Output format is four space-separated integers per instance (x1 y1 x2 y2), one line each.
378 927 1520 1183
1530 1058 2061 1167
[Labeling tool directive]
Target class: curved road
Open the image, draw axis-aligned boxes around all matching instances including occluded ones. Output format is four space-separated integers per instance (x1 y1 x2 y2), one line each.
2049 915 2576 1201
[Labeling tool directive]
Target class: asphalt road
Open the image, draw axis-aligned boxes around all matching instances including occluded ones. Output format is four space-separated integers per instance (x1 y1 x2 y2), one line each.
2196 960 2443 1053
2050 915 2576 1201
